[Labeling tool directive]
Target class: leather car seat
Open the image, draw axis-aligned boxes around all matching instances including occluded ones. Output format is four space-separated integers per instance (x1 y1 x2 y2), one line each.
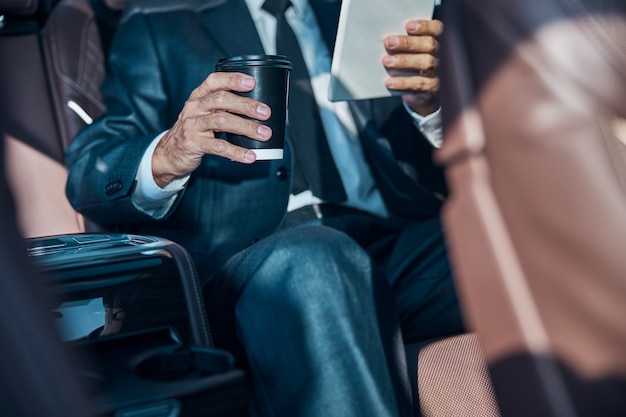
437 0 626 415
0 0 107 237
406 334 501 417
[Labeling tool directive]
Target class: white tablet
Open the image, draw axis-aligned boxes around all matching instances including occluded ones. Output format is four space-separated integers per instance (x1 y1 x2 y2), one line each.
328 0 436 102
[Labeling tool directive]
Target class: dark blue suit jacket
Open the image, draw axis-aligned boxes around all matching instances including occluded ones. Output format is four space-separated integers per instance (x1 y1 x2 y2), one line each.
66 0 445 274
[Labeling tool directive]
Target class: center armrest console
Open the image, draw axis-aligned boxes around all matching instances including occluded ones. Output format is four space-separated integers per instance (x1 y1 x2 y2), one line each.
26 233 249 417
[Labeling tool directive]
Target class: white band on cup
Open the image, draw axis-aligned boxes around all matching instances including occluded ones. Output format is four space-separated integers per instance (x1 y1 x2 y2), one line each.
253 148 284 160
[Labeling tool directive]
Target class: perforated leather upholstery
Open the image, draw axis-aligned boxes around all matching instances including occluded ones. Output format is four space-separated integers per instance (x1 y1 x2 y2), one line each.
43 0 106 150
417 334 500 417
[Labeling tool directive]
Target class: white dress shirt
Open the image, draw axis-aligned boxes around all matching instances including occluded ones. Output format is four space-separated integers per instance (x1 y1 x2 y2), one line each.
132 0 442 219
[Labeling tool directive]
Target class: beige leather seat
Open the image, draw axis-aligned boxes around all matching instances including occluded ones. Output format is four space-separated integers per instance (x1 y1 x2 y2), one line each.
437 0 626 415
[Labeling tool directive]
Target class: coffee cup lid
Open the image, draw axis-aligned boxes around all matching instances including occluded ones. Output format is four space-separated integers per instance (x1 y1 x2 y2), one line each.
216 54 292 71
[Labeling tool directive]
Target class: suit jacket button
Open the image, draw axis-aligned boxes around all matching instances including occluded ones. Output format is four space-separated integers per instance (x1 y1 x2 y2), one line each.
275 166 289 180
105 180 123 196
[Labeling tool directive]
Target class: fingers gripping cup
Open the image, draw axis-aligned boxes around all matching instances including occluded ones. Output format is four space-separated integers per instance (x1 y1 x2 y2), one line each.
215 55 292 160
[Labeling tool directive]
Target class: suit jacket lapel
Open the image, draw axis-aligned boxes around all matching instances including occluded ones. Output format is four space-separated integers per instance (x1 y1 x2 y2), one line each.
199 0 265 57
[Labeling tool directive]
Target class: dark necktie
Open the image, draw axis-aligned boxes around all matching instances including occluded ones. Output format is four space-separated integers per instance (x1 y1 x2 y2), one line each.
262 0 347 202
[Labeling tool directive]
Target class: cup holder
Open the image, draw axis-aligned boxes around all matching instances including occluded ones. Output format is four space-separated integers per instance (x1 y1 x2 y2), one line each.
129 344 235 381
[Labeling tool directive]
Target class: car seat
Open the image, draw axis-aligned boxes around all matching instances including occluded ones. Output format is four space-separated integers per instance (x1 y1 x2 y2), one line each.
437 0 626 415
0 0 108 237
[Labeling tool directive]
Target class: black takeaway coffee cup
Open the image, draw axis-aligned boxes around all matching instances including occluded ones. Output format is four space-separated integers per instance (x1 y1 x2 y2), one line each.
215 54 292 160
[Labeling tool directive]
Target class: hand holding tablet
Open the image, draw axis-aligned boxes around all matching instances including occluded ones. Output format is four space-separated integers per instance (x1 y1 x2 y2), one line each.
328 0 436 102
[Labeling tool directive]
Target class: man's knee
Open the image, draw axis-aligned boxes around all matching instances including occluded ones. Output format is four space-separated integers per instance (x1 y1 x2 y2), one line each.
240 225 375 305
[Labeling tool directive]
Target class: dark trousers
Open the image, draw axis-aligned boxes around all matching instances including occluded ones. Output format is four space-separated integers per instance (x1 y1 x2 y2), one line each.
203 208 463 417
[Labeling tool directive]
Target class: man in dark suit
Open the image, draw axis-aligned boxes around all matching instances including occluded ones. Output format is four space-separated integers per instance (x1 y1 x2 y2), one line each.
66 0 462 415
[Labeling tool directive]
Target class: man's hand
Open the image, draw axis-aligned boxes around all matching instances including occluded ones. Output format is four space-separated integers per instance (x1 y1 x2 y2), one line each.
152 72 272 188
383 19 443 116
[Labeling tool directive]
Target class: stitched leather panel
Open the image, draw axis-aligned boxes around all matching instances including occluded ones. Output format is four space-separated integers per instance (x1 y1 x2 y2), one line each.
42 0 106 151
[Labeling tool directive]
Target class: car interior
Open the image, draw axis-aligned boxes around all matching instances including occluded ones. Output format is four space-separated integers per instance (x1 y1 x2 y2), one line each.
27 232 249 416
4 0 624 416
0 0 503 415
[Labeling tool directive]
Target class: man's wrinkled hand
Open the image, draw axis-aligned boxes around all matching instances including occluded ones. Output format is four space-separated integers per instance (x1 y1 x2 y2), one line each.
152 72 272 188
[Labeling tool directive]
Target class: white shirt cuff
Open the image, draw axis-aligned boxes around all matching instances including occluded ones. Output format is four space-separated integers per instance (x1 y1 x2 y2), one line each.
403 102 443 148
131 131 190 219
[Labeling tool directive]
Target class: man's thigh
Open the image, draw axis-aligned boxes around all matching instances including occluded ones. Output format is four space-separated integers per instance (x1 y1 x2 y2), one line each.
202 224 385 359
383 217 464 343
326 214 464 343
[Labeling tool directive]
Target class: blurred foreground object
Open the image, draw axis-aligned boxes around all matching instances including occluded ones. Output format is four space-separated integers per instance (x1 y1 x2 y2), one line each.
438 0 626 415
0 124 92 416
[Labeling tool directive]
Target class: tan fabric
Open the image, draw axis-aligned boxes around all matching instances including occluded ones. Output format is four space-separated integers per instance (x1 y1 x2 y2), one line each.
438 14 626 380
418 333 501 417
607 117 626 191
614 117 626 144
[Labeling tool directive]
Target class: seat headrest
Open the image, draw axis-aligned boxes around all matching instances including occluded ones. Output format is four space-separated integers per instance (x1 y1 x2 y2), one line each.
0 0 39 15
